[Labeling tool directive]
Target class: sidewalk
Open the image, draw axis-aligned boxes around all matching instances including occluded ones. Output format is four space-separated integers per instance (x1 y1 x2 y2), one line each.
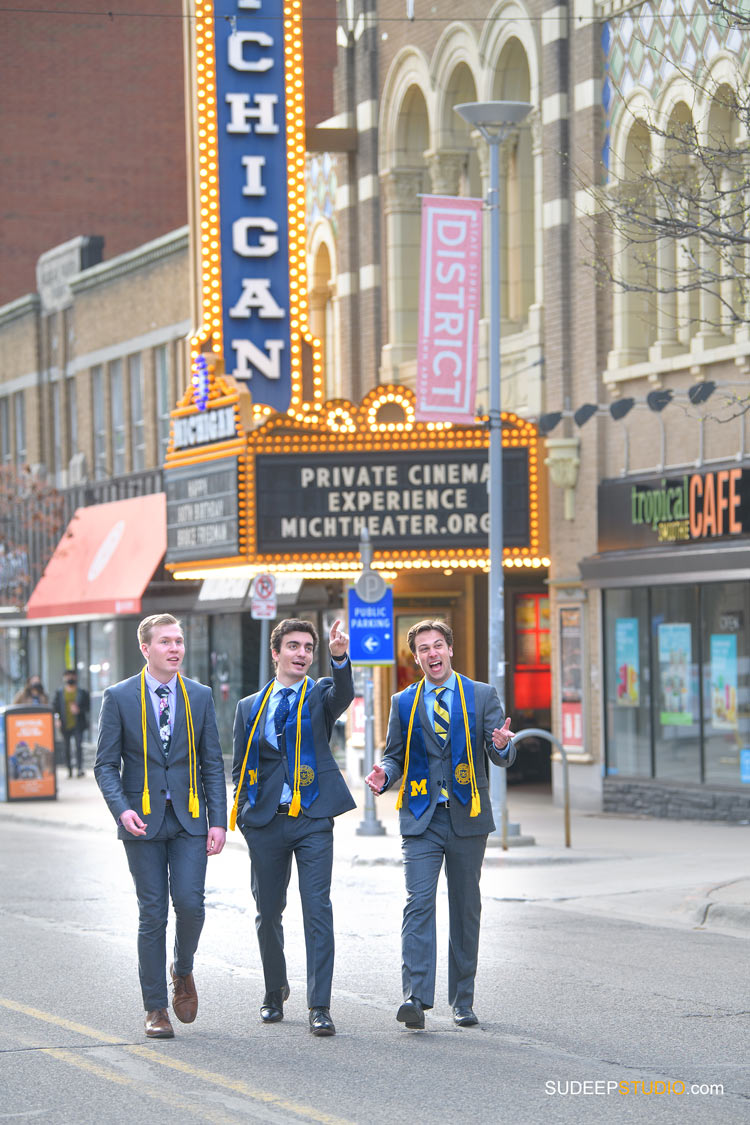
2 768 749 938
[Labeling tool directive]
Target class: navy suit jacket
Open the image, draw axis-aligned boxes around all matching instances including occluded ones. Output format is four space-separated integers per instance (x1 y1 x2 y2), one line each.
95 673 228 841
232 658 356 828
381 677 516 837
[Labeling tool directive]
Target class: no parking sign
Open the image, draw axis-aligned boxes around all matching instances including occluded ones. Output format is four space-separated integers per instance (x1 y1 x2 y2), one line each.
251 573 277 619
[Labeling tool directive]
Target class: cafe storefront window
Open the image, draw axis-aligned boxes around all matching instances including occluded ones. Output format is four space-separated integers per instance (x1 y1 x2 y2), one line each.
604 587 651 778
604 582 750 789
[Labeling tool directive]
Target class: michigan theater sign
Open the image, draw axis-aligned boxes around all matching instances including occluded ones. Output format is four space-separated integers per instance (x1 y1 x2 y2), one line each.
190 0 318 414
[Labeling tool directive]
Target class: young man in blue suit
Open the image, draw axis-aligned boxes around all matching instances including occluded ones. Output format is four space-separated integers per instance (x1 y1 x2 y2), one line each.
95 614 227 1039
367 619 515 1031
231 618 355 1037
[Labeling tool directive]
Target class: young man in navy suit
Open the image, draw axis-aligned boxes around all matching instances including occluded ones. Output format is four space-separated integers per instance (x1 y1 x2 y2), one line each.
231 618 355 1037
95 614 227 1039
367 619 515 1031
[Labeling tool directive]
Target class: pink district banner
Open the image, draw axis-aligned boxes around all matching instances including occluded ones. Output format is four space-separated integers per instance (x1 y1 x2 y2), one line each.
416 195 483 424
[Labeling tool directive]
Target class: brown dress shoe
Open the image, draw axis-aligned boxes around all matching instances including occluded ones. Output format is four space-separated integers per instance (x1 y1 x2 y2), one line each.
170 962 198 1023
145 1008 174 1038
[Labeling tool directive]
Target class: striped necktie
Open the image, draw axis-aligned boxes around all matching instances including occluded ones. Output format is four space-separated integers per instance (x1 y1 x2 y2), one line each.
434 688 450 802
434 688 450 744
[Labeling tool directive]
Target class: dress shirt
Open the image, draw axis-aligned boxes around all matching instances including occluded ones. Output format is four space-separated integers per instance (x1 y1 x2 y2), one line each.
423 673 456 729
266 658 348 804
265 678 305 805
145 670 177 799
144 670 177 735
423 674 456 803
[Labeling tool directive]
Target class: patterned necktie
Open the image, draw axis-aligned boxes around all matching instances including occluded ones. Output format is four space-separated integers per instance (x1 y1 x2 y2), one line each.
274 687 294 748
156 684 171 757
434 688 451 801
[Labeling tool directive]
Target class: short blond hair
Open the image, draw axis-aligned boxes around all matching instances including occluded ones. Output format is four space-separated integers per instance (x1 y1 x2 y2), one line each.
138 613 181 647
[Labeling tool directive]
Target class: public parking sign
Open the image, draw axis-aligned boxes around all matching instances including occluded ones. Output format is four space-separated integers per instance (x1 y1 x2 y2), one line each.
347 587 395 665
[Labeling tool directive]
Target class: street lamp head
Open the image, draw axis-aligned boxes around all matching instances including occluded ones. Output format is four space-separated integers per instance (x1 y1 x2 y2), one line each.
454 100 533 142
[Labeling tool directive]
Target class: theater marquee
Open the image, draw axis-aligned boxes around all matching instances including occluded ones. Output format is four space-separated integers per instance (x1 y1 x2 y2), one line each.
165 385 547 579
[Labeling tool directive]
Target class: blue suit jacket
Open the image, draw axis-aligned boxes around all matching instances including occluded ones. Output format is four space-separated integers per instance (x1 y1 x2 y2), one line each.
95 673 228 840
232 658 356 827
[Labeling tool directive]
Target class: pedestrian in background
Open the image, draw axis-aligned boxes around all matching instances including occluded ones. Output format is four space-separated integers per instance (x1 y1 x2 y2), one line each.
367 619 516 1031
95 613 227 1040
231 618 355 1037
13 675 49 706
53 668 90 777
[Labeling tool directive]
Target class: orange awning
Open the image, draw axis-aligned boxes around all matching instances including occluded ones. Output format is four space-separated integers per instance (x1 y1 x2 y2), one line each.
26 493 167 619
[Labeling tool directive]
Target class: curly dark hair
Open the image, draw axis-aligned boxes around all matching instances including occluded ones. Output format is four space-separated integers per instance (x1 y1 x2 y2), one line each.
270 618 319 656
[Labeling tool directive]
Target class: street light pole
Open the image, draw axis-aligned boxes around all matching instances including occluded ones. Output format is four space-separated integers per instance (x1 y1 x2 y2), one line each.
455 101 532 847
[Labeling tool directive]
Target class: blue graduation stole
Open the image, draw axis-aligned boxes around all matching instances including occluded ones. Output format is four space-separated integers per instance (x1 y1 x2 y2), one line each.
397 675 478 818
397 681 430 818
243 678 320 813
447 676 477 807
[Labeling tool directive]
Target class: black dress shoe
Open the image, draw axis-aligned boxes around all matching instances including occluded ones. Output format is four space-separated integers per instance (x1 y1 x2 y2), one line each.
309 1006 335 1036
452 1005 478 1027
260 983 290 1023
396 997 425 1029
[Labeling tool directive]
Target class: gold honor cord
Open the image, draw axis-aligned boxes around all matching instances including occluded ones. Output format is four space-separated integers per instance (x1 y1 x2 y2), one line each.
395 678 424 811
177 674 200 818
229 681 274 831
139 670 200 819
140 668 151 815
455 675 481 817
288 678 309 817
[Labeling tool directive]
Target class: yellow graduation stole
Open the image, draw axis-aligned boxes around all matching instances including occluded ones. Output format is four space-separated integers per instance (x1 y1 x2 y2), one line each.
230 678 313 830
139 668 199 818
395 675 481 817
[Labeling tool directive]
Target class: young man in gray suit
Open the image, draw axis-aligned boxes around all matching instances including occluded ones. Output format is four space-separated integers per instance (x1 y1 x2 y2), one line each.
231 618 355 1037
366 619 515 1031
95 614 227 1039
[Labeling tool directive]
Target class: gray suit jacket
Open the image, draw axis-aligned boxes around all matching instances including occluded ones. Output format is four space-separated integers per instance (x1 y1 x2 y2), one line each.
232 659 356 828
95 673 228 841
381 677 516 837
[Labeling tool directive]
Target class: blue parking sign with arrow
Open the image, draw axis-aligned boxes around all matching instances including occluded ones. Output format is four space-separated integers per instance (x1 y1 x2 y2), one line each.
347 587 395 665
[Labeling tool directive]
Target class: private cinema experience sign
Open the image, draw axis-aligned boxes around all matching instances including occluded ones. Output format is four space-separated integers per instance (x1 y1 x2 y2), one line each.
195 0 304 413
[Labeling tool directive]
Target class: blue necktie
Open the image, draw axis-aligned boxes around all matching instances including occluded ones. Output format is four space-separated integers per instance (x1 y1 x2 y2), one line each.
156 684 171 757
274 687 294 747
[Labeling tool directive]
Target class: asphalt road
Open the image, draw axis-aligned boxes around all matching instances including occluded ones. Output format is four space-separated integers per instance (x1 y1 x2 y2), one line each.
0 817 748 1124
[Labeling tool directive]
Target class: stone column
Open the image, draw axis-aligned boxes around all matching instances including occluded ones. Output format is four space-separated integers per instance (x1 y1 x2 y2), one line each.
379 166 424 380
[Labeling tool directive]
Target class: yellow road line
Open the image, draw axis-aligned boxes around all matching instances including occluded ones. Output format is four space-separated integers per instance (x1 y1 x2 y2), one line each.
1 997 354 1125
0 998 125 1045
42 1048 245 1125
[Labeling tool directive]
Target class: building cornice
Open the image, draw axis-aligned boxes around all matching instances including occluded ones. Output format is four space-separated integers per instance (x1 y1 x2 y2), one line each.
0 293 40 328
70 226 189 295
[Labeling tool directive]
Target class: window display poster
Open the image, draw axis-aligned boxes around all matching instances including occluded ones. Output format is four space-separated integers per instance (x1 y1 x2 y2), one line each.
710 634 737 730
658 623 693 726
560 607 583 750
614 617 640 706
5 710 56 800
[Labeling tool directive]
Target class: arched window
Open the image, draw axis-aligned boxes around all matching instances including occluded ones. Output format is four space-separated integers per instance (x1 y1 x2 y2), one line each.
609 116 655 366
309 238 338 399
